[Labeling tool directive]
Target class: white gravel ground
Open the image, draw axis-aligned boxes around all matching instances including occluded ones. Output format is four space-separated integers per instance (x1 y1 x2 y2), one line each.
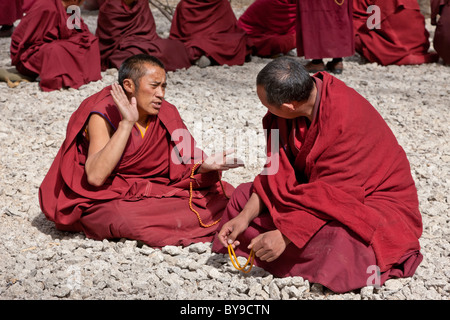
0 4 449 301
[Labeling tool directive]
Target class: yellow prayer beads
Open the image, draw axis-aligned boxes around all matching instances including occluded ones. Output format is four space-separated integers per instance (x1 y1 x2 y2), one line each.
228 244 255 274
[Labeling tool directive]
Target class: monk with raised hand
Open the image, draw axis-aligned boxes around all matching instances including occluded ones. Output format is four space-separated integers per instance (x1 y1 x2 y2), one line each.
39 54 243 247
10 0 101 91
213 56 423 293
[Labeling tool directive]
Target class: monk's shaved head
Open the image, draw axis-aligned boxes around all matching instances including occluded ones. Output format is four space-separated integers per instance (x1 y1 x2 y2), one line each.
118 54 165 91
256 56 314 107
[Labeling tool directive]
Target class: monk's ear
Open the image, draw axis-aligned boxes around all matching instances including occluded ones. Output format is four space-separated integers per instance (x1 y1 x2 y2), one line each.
122 79 135 94
281 102 296 111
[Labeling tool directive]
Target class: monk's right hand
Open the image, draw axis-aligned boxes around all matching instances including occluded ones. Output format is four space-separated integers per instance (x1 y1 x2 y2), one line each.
110 82 139 124
217 215 249 248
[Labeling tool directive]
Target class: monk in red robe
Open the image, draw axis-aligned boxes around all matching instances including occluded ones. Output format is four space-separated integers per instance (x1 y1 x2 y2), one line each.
10 0 101 92
39 54 243 247
237 0 297 57
296 0 355 74
169 0 251 67
431 0 450 65
96 0 191 72
353 0 438 66
212 56 423 293
0 0 23 37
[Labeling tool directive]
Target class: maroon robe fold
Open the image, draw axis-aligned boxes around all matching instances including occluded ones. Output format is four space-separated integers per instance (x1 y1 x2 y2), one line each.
96 0 191 72
169 0 251 65
237 0 297 57
39 86 235 247
296 0 355 59
22 0 36 12
0 0 23 25
10 0 101 92
431 0 450 65
213 72 423 292
353 0 438 65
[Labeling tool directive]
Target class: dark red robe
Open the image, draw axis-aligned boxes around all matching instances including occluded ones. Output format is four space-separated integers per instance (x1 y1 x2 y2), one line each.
39 86 235 247
212 73 423 293
353 0 438 65
169 0 251 65
431 0 450 65
0 0 23 25
296 0 355 59
96 0 191 72
237 0 297 57
10 0 101 92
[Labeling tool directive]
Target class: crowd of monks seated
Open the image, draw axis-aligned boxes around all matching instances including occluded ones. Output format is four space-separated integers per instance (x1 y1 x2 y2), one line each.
1 0 448 91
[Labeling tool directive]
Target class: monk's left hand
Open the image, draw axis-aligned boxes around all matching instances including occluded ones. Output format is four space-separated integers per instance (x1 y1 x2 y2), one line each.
248 230 291 262
198 149 245 173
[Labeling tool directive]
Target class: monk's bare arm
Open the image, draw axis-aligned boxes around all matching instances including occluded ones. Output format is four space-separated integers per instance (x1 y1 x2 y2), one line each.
84 114 134 187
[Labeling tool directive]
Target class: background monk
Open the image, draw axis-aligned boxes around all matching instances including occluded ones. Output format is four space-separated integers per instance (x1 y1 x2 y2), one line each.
39 54 244 247
353 0 438 66
169 0 251 68
431 0 450 65
96 0 191 72
237 0 297 58
10 0 101 92
212 56 423 293
0 0 23 37
296 0 354 74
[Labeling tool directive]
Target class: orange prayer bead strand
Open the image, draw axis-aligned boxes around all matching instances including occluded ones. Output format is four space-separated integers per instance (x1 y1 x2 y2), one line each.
188 160 229 228
228 244 255 274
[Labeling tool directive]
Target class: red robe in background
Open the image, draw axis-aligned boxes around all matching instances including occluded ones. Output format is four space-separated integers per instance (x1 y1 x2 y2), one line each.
0 0 23 25
10 0 101 92
22 0 36 12
296 0 354 59
169 0 251 66
237 0 297 57
212 72 423 293
353 0 437 65
431 0 450 65
39 86 235 247
96 0 191 72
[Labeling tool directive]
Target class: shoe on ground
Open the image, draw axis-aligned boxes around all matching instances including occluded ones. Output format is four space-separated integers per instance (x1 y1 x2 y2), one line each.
305 61 325 73
326 61 344 74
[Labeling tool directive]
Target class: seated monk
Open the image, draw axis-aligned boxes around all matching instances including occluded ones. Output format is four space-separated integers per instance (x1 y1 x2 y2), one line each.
96 0 191 72
212 56 423 293
0 0 23 37
39 54 243 247
237 0 297 58
10 0 101 92
169 0 251 67
353 0 438 65
431 0 450 65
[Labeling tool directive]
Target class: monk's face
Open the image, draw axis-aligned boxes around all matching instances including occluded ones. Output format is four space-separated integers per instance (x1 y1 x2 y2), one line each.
134 64 167 116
